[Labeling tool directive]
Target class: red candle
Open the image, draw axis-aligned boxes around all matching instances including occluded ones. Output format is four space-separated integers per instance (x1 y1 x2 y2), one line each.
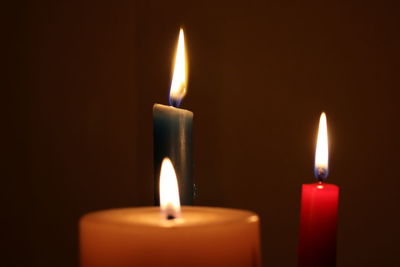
298 112 340 267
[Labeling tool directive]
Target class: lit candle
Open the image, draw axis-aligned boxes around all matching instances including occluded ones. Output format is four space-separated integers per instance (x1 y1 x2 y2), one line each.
298 112 340 267
80 158 261 267
153 28 193 205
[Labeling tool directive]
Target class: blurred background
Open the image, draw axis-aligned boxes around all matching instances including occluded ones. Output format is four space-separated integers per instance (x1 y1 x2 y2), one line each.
3 0 400 266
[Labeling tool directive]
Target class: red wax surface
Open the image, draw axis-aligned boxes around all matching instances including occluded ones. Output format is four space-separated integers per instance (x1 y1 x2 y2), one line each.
298 183 339 267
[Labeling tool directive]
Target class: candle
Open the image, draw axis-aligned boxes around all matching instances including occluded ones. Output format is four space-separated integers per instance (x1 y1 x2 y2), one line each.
298 112 340 267
80 159 261 267
153 28 193 205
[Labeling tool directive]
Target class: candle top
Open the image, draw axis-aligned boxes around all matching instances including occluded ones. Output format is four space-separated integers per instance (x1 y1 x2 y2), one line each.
153 103 193 116
304 183 339 190
81 207 258 229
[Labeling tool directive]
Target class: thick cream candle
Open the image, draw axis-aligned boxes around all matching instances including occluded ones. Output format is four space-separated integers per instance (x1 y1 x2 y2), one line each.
80 159 261 267
80 207 260 267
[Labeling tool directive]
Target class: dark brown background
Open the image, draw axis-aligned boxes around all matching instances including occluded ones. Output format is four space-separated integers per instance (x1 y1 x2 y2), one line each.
3 1 400 266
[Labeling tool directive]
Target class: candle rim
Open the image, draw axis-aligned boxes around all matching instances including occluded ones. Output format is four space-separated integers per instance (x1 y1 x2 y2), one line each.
80 206 259 229
153 103 193 116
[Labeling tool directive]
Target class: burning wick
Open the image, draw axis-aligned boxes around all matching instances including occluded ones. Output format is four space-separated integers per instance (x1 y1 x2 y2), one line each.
167 214 175 220
315 167 328 182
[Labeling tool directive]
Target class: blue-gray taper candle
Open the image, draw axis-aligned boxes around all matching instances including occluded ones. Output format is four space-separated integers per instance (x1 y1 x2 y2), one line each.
153 103 193 205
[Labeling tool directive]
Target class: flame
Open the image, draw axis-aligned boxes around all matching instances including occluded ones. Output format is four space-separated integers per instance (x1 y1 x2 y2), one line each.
314 112 329 181
159 158 181 219
169 28 188 107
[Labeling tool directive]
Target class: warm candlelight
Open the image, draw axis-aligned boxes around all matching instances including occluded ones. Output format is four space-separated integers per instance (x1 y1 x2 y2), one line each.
169 28 187 107
80 158 261 267
153 28 194 205
159 158 181 219
315 112 329 181
298 112 340 267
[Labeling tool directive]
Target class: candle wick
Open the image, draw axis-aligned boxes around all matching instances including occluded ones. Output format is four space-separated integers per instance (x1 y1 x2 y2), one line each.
169 98 181 108
315 167 328 182
166 214 176 220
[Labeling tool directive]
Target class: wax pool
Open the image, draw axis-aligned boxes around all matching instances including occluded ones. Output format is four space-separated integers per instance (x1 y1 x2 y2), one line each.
80 207 261 267
153 103 193 205
298 182 339 267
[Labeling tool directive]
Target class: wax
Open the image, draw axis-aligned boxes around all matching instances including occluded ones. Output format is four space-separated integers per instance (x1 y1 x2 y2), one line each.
80 207 261 267
298 182 339 267
153 103 193 205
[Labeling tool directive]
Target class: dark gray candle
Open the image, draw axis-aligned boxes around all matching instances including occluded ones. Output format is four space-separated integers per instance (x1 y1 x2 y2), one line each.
153 104 193 205
153 29 194 205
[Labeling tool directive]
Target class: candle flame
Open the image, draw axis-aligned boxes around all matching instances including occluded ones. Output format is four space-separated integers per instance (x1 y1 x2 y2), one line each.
159 158 181 219
169 28 188 107
314 112 329 181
